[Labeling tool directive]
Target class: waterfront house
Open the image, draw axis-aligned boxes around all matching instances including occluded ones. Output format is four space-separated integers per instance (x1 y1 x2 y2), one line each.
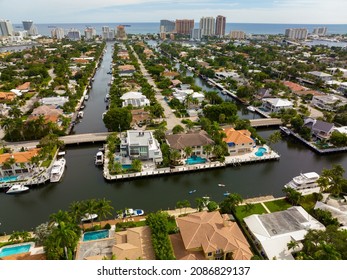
223 128 256 155
311 94 347 111
112 226 155 260
261 98 293 113
16 82 31 93
165 130 214 158
314 200 347 229
162 71 179 80
255 88 273 100
118 65 136 77
120 91 150 108
131 109 151 126
0 148 40 177
40 96 69 107
172 211 253 260
304 118 335 140
244 206 325 260
120 130 163 163
27 105 64 127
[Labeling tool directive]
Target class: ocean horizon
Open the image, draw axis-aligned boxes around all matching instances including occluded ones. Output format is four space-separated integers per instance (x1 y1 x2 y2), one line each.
13 22 347 37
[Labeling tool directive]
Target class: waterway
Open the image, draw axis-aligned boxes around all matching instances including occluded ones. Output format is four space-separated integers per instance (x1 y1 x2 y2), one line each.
0 41 346 235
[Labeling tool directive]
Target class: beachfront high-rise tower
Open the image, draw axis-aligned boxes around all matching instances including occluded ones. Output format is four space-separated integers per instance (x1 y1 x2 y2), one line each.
199 17 215 36
175 19 194 35
0 19 14 36
215 15 226 37
22 20 38 36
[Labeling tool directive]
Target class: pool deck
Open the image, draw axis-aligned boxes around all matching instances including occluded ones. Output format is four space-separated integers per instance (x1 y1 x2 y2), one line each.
103 145 280 181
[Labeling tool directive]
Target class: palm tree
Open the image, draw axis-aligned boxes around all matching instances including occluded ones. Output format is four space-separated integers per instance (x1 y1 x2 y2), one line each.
9 105 23 119
170 149 181 165
96 198 114 225
203 144 213 159
287 239 300 252
184 146 193 158
219 193 243 214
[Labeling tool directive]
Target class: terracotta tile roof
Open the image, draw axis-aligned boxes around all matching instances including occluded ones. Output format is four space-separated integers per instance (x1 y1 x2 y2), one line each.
166 131 214 150
283 81 306 92
163 71 179 77
73 58 89 64
176 211 253 260
16 82 31 91
0 91 16 101
118 65 136 71
0 148 40 164
294 90 324 96
169 233 205 260
223 128 254 145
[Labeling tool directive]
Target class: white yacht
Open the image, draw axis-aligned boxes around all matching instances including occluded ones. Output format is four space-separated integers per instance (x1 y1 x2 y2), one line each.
95 151 104 166
6 184 29 194
50 158 66 183
77 111 84 118
247 105 256 112
81 213 98 222
284 172 320 190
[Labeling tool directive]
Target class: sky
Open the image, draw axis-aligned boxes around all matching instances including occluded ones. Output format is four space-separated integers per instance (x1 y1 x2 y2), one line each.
1 0 346 24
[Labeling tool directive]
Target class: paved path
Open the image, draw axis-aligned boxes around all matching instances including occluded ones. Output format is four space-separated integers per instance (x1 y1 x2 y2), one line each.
130 46 182 131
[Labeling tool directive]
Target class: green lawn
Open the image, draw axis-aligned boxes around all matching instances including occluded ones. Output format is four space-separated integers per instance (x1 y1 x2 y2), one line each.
299 194 317 213
264 199 291 213
235 203 267 221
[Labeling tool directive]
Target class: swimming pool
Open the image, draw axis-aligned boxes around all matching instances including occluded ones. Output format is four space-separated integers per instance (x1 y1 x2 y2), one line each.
83 229 109 242
122 164 132 170
0 175 19 183
186 156 207 165
255 147 267 157
0 243 32 258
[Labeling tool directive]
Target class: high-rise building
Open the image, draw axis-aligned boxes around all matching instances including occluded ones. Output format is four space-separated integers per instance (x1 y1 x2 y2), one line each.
191 28 202 41
0 19 13 36
215 15 226 37
199 17 215 36
230 30 246 40
84 27 96 40
313 27 327 36
51 28 65 40
285 28 308 40
175 19 194 35
67 29 81 41
116 25 127 40
22 20 38 36
101 26 114 40
160 20 175 33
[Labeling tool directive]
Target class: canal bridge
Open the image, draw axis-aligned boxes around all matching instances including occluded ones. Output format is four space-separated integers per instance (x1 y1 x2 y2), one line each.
249 118 282 127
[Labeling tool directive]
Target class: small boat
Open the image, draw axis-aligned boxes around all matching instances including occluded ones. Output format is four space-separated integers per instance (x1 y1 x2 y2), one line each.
104 94 110 102
81 213 98 222
124 208 144 217
247 105 256 112
78 111 84 118
95 151 104 166
6 184 29 194
279 126 291 135
189 189 197 194
50 158 66 183
223 191 230 197
102 111 107 119
84 95 89 101
221 90 228 95
218 183 226 187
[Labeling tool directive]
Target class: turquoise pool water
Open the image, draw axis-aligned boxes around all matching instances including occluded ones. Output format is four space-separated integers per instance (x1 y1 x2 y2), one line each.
122 164 132 170
0 175 19 183
186 156 207 165
83 230 109 241
255 147 267 157
0 243 31 258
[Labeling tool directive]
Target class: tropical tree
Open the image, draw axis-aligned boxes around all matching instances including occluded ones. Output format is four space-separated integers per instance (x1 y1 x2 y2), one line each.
170 149 181 165
172 124 185 134
207 201 219 212
9 231 31 243
34 223 53 246
282 187 302 206
95 198 114 225
183 146 193 158
195 197 205 212
267 131 282 146
203 144 213 159
317 164 347 197
219 193 243 214
131 159 142 172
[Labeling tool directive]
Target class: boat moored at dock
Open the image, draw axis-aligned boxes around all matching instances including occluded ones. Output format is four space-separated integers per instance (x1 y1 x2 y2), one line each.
95 151 104 166
6 184 29 194
284 172 320 190
50 158 66 183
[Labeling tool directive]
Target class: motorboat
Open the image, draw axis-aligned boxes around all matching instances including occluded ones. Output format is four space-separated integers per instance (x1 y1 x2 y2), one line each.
223 191 230 196
189 189 197 194
284 172 320 190
218 184 226 187
95 151 104 166
78 111 84 118
279 126 291 135
50 158 66 183
6 184 29 194
84 95 89 101
123 208 144 217
81 213 98 222
247 105 256 112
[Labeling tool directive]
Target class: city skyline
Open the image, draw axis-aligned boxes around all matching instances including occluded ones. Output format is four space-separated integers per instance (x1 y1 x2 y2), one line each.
1 0 346 24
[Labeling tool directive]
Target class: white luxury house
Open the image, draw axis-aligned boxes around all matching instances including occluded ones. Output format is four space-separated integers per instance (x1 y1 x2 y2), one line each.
120 92 150 108
261 98 293 113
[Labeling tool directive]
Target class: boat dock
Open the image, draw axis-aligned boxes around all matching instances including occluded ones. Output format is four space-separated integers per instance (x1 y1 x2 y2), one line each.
103 146 280 181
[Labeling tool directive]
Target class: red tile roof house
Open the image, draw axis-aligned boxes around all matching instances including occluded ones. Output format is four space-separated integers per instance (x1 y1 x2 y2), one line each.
165 130 214 159
223 128 256 155
172 211 253 260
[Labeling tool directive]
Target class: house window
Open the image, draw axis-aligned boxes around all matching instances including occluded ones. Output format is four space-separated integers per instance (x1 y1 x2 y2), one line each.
207 252 212 257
